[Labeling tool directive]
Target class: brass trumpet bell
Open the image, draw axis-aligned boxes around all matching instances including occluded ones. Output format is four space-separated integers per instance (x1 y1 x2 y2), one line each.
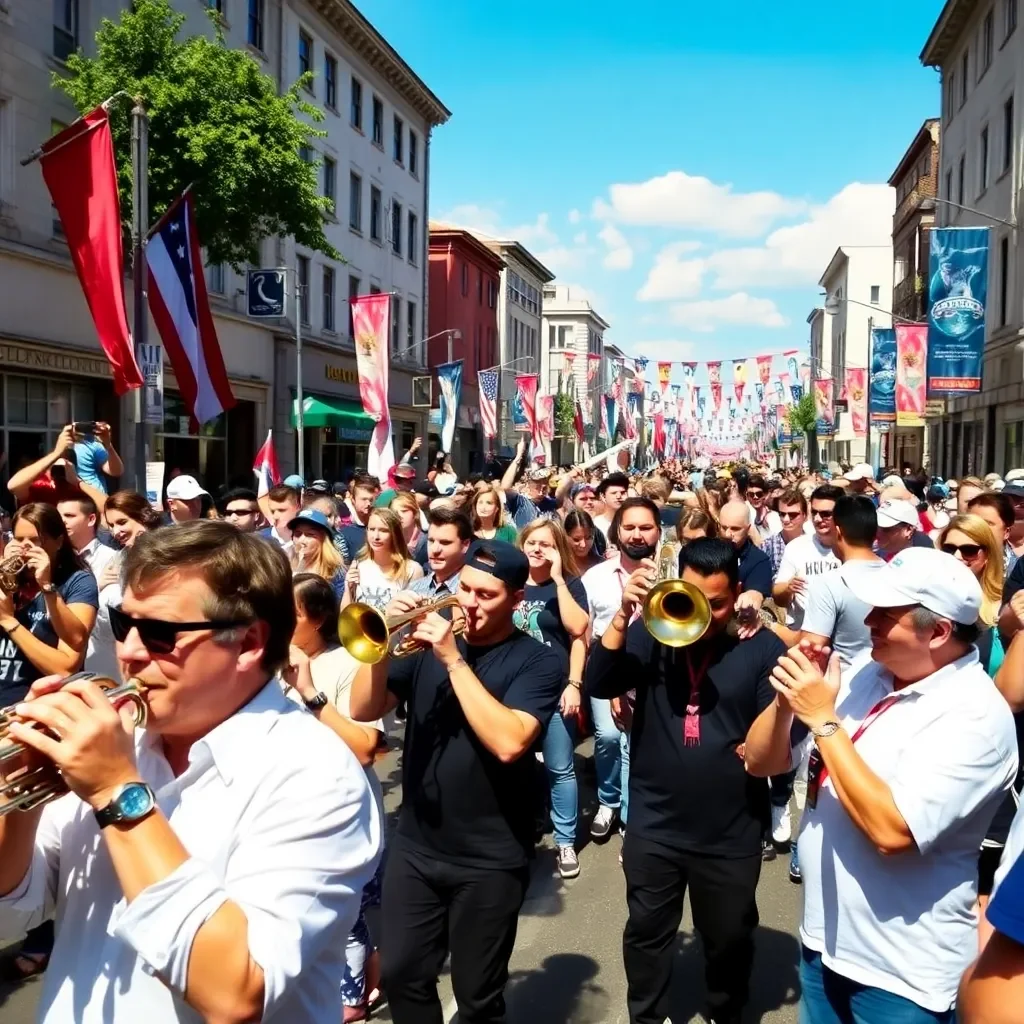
642 579 712 648
338 596 464 665
0 554 28 595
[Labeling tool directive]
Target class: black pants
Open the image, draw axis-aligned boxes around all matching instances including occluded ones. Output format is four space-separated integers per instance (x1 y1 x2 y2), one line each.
380 842 529 1024
622 833 761 1024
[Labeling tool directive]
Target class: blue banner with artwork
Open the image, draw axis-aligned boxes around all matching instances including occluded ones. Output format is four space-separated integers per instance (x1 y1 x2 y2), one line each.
870 327 897 424
511 388 529 430
927 227 989 393
436 360 463 453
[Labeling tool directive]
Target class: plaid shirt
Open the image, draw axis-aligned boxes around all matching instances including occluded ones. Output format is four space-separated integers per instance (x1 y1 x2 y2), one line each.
761 531 787 580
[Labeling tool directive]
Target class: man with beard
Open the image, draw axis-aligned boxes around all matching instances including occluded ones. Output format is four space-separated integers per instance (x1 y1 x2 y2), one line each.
582 497 662 842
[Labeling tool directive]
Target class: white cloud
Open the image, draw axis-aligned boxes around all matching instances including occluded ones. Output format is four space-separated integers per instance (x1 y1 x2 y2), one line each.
636 242 705 301
706 183 895 290
573 231 589 245
433 204 558 247
593 170 806 237
535 245 592 274
667 292 788 332
568 209 582 225
624 340 698 365
598 223 634 271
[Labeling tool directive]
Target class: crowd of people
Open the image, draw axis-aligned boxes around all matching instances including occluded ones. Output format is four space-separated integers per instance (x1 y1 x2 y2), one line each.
1 422 1024 1024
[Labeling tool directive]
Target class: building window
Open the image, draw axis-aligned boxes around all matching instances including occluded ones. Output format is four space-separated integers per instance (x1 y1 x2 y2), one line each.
409 131 418 176
53 0 78 61
391 200 402 255
247 0 264 50
390 295 400 356
477 269 483 305
299 143 312 165
370 186 381 242
207 0 225 11
324 54 337 109
348 274 360 337
322 266 335 331
407 211 417 264
297 255 310 325
461 262 469 297
488 279 497 308
870 285 880 304
980 124 990 193
372 96 383 147
298 30 313 85
393 115 404 165
206 262 225 295
349 172 362 231
350 77 363 130
407 300 416 351
1007 420 1024 470
982 8 995 75
1005 95 1015 173
958 153 966 204
960 49 969 107
947 70 956 121
1008 0 1019 39
1000 235 1011 326
945 167 953 200
322 156 336 211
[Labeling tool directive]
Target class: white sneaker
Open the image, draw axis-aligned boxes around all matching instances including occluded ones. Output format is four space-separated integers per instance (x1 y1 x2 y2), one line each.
771 802 792 845
590 805 617 840
557 846 580 879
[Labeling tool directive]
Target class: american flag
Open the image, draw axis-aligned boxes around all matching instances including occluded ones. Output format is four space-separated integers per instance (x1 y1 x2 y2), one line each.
478 368 499 439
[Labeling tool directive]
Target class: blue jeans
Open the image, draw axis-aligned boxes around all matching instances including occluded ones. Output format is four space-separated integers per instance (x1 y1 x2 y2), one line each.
799 947 954 1024
542 711 578 848
590 696 629 819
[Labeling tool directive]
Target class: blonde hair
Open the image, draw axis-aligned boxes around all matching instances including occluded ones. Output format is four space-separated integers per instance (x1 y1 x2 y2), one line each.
516 517 580 578
355 507 413 578
641 477 671 504
695 487 721 523
938 513 1004 626
290 522 344 582
389 490 420 525
471 483 507 532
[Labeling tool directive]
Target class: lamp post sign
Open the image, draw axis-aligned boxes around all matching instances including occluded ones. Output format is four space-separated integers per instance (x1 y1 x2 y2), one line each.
246 269 287 318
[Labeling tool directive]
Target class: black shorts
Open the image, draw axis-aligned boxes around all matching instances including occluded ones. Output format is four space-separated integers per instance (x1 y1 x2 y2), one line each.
978 845 1004 897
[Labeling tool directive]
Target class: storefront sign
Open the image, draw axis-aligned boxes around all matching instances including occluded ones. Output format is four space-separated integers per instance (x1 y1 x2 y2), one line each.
925 399 946 418
324 364 359 384
146 462 165 508
138 343 164 426
0 341 112 378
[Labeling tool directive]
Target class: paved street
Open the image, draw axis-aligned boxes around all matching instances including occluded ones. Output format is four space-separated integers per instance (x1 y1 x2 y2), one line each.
0 735 802 1024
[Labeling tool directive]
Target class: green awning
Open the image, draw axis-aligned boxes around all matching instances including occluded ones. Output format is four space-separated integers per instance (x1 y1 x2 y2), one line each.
291 394 375 430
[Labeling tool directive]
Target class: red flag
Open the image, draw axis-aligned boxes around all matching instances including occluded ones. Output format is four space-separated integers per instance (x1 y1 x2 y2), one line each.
573 400 585 443
252 429 280 498
39 106 142 395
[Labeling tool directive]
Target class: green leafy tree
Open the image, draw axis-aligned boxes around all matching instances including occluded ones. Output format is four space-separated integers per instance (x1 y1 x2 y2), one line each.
54 0 335 267
554 391 576 437
787 393 819 468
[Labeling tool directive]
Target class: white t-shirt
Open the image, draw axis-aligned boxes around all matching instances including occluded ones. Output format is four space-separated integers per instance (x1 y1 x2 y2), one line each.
775 533 841 628
354 559 420 611
798 649 1017 1012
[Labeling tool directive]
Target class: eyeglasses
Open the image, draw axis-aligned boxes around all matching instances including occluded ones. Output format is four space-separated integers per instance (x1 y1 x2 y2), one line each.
224 507 257 518
747 489 765 499
110 605 252 655
941 542 983 559
778 510 804 520
811 509 835 520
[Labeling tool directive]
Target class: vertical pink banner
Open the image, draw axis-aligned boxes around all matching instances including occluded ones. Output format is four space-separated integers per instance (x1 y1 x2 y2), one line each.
516 374 543 456
845 368 868 438
351 293 391 420
895 324 927 427
537 395 555 441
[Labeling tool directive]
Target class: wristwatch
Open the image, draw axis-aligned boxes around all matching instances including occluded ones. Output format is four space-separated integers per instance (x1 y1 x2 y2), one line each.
94 781 156 829
811 720 841 739
40 583 57 594
303 692 329 712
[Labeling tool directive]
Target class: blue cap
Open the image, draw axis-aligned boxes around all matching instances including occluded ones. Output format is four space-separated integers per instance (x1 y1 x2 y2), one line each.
286 508 335 538
283 474 304 489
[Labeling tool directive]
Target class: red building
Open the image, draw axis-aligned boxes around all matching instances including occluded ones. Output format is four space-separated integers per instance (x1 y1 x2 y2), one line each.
428 225 504 473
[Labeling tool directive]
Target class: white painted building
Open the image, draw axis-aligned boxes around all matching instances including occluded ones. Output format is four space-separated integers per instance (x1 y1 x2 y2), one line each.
921 0 1024 476
816 245 894 467
0 0 448 493
541 284 609 462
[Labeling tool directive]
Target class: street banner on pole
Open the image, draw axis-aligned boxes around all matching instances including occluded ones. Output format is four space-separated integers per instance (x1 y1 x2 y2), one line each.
845 368 868 438
515 374 542 457
813 377 834 437
137 342 164 426
869 327 897 426
350 292 394 479
927 227 989 393
478 369 499 440
436 360 463 454
896 324 928 426
537 395 555 442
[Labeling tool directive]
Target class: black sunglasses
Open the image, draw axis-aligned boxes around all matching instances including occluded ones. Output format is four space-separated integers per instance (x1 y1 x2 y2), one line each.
941 542 983 559
110 605 251 655
747 489 765 498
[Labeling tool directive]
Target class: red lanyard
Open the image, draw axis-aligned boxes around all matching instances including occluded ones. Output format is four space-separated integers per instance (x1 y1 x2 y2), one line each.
815 694 900 791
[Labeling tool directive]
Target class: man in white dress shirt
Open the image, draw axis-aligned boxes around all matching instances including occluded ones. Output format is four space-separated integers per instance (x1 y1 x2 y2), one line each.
0 520 380 1023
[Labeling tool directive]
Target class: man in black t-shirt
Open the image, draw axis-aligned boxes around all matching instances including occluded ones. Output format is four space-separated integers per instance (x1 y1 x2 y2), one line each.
349 539 562 1024
586 538 786 1024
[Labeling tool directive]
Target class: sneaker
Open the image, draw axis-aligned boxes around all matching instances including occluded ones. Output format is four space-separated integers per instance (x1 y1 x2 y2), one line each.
789 845 802 884
771 802 792 845
557 846 580 879
761 837 776 862
619 829 626 865
590 805 617 840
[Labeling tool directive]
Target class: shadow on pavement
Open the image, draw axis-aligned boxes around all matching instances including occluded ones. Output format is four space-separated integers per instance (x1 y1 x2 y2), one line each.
505 952 608 1023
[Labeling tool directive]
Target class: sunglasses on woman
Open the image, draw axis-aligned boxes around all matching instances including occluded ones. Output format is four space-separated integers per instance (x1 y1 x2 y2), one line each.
941 542 983 560
109 605 252 655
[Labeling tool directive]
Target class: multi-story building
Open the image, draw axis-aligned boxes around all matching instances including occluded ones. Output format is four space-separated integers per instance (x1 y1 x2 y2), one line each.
426 224 503 474
817 245 894 467
540 284 609 463
921 0 1023 475
0 0 448 492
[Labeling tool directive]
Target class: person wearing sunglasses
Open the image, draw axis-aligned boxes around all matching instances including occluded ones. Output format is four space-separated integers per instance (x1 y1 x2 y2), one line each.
0 520 381 1022
219 488 264 534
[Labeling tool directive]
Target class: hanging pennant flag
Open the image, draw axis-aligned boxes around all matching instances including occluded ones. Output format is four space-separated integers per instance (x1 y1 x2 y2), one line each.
896 324 928 426
754 381 765 410
562 351 576 385
574 400 585 444
252 430 280 498
515 374 543 457
694 387 704 421
437 361 464 454
601 394 612 440
756 354 773 387
845 368 868 438
587 352 601 383
813 377 835 438
870 327 897 426
707 361 722 385
657 361 672 387
537 394 555 442
733 359 748 404
711 381 723 415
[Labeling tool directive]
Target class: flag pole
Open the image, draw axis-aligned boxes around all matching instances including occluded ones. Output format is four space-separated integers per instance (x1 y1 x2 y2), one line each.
131 97 149 495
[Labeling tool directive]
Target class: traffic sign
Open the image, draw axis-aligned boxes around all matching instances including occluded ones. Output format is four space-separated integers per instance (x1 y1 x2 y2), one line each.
246 269 286 317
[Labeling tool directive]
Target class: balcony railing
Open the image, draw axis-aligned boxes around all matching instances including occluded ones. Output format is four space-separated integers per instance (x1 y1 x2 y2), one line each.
892 274 926 322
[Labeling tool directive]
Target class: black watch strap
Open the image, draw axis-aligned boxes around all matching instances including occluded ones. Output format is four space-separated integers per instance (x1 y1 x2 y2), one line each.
304 692 329 712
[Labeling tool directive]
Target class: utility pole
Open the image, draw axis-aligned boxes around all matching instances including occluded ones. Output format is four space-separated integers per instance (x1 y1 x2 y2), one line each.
295 265 304 483
131 98 149 494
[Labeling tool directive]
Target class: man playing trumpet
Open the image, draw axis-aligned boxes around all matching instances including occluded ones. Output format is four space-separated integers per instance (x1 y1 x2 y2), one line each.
350 539 563 1024
0 520 381 1023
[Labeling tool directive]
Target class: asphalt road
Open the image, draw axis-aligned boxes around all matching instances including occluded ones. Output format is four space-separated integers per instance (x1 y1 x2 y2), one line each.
0 735 803 1024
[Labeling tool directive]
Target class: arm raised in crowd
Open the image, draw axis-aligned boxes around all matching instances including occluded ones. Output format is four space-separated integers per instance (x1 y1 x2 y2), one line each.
7 426 75 502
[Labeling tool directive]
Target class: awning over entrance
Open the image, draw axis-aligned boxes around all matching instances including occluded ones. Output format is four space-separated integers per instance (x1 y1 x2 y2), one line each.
290 394 374 430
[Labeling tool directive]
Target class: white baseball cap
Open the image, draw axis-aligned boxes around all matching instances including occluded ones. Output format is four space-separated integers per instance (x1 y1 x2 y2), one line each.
846 547 982 625
844 463 875 482
1005 468 1024 483
165 474 209 501
876 498 919 528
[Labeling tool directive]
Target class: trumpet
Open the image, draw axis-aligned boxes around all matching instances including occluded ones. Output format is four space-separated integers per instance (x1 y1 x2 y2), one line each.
0 674 149 816
642 542 712 648
338 596 465 665
0 554 28 595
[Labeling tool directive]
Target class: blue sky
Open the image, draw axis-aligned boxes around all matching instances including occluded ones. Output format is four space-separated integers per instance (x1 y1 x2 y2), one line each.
360 0 944 374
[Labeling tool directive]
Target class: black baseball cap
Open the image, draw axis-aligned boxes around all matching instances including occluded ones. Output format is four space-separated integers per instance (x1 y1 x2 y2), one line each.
464 539 529 590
